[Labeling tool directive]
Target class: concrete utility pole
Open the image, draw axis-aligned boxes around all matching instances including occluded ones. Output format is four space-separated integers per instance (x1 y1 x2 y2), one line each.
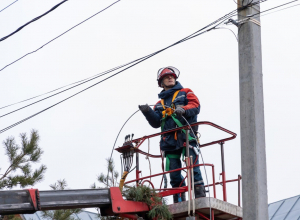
237 0 269 219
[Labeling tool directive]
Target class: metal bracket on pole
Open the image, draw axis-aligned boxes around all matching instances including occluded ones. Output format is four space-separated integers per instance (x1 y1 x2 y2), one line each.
225 17 261 27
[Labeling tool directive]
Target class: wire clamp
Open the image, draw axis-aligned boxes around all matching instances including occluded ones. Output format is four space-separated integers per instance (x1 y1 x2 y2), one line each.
225 17 261 27
225 19 239 27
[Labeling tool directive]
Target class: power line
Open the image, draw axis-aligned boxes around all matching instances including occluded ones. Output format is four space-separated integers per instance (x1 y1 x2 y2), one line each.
0 0 68 42
1 0 274 131
0 0 19 13
0 5 239 117
0 25 216 119
0 7 241 133
0 59 148 117
1 0 274 124
2 0 274 127
249 0 299 18
260 3 300 17
0 0 121 72
0 60 136 110
226 0 299 30
224 0 299 40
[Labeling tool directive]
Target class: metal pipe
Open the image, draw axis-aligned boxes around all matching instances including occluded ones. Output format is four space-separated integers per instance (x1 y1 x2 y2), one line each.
238 174 242 207
186 129 190 158
141 180 155 189
195 211 210 220
186 157 191 216
220 142 227 201
191 155 195 216
136 150 139 186
186 129 191 216
211 165 216 198
125 163 215 184
205 178 241 187
127 121 237 150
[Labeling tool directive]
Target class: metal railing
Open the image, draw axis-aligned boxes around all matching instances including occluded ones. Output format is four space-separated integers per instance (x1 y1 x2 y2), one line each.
117 121 242 205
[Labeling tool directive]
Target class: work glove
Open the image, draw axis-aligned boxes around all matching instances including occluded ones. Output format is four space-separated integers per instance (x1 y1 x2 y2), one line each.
139 104 150 113
174 107 185 117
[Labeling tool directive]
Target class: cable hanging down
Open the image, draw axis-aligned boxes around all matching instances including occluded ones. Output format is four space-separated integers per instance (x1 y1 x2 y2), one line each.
0 0 68 42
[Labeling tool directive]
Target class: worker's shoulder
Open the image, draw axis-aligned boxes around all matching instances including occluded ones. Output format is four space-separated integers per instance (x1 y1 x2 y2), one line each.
180 88 195 94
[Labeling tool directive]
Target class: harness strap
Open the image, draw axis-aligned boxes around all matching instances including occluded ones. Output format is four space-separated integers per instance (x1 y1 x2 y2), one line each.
161 90 180 110
161 90 180 130
160 90 196 165
165 154 181 171
170 114 195 141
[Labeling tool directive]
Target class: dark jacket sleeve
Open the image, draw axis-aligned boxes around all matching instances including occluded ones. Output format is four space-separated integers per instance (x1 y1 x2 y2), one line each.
181 88 200 117
141 101 162 128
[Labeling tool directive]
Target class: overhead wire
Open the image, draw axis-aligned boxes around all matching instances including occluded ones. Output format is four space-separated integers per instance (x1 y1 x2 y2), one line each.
0 5 241 127
0 0 19 13
0 0 121 72
0 3 240 113
225 0 299 40
0 0 271 74
0 50 148 111
0 59 150 117
2 1 273 217
1 0 279 133
0 0 68 42
1 0 273 133
260 3 300 17
0 23 214 117
0 76 94 110
248 0 299 18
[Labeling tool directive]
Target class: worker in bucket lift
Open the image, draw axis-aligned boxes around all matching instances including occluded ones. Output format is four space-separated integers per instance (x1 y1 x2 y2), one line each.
139 66 206 203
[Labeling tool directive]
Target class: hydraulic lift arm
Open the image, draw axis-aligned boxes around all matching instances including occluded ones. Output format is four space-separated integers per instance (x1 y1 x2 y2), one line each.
0 188 111 215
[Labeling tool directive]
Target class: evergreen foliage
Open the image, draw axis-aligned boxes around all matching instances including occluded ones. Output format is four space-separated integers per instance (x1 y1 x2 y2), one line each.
91 158 119 219
0 130 47 189
123 185 172 220
93 158 119 188
41 179 82 220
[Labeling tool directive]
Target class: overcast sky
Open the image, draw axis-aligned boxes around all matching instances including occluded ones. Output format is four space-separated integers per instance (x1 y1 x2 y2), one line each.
0 0 299 209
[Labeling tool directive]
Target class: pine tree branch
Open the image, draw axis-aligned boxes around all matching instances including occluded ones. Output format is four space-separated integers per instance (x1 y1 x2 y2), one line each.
0 164 14 180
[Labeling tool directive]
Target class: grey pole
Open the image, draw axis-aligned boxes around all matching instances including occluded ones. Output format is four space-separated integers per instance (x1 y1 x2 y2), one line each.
237 0 269 219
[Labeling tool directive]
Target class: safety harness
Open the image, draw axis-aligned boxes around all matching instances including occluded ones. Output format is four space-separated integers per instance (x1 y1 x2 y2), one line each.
160 90 196 171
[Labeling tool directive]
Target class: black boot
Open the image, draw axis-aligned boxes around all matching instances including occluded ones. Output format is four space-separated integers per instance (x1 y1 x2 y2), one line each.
173 193 179 203
195 185 206 198
173 192 186 203
180 192 186 201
